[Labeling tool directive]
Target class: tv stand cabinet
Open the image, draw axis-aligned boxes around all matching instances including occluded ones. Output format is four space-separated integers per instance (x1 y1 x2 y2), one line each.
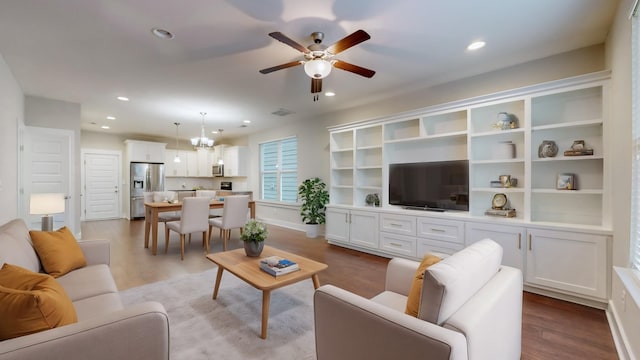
326 71 612 307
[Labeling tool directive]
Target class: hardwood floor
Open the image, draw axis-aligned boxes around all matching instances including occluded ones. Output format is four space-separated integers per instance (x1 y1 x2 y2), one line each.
81 219 618 359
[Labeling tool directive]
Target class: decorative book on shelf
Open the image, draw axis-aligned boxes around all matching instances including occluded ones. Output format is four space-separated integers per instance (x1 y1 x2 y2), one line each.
259 256 300 277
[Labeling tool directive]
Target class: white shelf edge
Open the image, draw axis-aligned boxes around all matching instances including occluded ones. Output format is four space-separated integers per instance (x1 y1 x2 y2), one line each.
332 185 353 189
383 131 467 144
383 135 422 144
532 118 603 131
531 155 603 162
469 128 525 138
356 145 383 150
356 166 382 170
471 187 525 193
531 189 603 195
356 186 382 190
470 158 525 165
331 148 354 153
332 167 354 170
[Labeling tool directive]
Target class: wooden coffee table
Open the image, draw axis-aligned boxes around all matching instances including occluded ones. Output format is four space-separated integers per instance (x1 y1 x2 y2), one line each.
205 245 328 339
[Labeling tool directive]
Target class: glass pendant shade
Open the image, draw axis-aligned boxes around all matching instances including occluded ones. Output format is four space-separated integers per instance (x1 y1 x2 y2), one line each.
173 122 181 163
304 59 332 79
192 112 214 148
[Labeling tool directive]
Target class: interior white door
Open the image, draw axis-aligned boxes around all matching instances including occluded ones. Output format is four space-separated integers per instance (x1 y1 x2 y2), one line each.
82 150 121 220
21 127 74 231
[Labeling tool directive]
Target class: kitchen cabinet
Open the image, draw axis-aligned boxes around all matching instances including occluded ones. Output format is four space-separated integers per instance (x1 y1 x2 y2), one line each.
185 152 198 177
125 140 166 163
325 207 379 250
223 146 248 177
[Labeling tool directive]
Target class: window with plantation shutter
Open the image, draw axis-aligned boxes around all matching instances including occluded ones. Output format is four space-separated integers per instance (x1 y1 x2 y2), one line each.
260 137 298 202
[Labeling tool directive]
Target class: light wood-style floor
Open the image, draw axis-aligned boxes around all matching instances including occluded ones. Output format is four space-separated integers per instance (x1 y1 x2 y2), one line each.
81 219 618 360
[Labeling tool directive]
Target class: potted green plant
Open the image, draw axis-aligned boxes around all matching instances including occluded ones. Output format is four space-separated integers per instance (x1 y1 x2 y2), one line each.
241 219 268 257
298 177 330 238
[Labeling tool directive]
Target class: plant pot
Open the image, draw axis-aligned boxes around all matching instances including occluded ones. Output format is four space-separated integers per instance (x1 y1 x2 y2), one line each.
244 241 264 257
304 223 319 238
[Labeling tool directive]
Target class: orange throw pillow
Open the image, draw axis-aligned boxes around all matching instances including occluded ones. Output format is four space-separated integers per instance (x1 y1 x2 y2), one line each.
29 227 87 278
0 263 77 340
405 254 441 317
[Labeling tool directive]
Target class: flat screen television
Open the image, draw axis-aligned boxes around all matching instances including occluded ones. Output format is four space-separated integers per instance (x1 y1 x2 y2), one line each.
388 160 469 211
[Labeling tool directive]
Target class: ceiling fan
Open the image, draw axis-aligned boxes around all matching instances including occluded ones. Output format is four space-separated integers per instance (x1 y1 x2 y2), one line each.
259 30 375 100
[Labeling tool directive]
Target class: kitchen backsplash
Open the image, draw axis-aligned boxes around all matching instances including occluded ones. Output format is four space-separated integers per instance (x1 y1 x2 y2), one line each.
165 177 248 191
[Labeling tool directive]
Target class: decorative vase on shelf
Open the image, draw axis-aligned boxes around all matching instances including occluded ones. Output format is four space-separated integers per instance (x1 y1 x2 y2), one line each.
538 140 558 158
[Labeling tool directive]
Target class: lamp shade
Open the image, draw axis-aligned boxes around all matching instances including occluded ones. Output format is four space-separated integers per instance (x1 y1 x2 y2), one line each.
304 59 332 79
30 193 65 215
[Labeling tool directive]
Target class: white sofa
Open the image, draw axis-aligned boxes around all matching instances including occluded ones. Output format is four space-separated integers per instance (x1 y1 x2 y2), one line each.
0 219 169 360
314 239 523 360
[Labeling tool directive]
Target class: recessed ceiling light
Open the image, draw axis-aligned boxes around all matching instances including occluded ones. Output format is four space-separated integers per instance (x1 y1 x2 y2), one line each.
467 41 486 51
116 96 129 101
325 91 336 97
151 28 175 39
106 116 116 120
243 120 251 124
101 125 110 129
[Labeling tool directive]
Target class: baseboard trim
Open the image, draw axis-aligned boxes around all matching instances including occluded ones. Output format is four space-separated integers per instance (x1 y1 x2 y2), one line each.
606 301 631 360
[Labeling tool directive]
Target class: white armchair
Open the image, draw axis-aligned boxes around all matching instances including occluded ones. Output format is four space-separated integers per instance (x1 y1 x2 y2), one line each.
313 239 523 360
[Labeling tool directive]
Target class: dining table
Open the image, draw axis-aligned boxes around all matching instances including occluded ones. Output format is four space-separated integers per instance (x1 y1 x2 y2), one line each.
144 200 256 255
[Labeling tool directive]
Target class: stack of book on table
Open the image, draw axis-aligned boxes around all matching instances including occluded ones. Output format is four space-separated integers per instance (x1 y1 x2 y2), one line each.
259 256 300 277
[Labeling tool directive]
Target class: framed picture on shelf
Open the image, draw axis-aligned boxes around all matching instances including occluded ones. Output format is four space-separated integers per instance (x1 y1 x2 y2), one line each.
556 173 576 190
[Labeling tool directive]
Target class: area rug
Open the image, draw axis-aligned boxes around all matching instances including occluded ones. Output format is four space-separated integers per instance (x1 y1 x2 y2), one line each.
120 268 317 360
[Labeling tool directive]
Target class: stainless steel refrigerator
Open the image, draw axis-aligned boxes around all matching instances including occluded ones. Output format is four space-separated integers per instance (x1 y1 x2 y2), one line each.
130 162 165 219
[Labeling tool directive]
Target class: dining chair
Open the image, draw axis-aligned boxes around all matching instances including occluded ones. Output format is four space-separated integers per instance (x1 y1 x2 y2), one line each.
164 197 211 260
208 195 250 251
195 190 220 218
151 191 181 222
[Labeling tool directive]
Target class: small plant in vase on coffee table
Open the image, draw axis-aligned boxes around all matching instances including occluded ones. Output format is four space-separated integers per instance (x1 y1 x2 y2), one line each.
241 219 268 257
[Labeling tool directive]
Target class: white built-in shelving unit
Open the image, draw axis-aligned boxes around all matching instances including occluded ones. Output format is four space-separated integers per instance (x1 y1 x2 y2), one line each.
326 71 612 307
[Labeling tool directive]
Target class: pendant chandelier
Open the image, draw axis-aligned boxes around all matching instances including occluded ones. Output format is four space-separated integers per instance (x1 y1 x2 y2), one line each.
191 112 214 148
173 122 181 163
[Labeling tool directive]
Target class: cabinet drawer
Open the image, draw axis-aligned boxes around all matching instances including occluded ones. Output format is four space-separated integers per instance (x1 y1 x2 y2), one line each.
380 214 416 236
380 232 416 257
417 238 464 257
417 218 464 244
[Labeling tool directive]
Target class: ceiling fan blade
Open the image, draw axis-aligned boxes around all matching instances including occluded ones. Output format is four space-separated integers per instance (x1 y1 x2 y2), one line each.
268 32 310 54
325 29 371 55
333 60 376 78
311 78 322 93
259 60 303 74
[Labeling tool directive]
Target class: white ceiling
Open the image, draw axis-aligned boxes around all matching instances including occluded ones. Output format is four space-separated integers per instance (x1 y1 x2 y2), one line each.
0 0 619 142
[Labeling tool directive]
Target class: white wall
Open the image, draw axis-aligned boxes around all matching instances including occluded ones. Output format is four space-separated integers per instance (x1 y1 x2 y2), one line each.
25 96 82 233
0 54 23 224
605 0 638 358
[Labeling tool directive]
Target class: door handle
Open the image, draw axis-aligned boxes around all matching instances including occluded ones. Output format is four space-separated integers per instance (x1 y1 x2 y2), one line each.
518 233 521 250
528 234 532 251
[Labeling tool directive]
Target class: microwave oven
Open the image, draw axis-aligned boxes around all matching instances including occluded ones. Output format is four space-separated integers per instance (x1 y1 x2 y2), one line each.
212 164 224 177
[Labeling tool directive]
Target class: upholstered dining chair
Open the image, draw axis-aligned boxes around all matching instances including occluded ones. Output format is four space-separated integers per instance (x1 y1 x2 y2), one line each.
195 190 219 218
208 195 250 251
150 191 181 223
164 196 210 260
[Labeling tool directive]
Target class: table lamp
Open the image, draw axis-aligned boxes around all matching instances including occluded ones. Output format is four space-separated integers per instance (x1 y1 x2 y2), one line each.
30 193 65 231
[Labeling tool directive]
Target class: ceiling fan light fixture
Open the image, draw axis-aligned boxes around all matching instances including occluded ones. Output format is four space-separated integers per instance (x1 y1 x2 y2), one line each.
304 59 332 79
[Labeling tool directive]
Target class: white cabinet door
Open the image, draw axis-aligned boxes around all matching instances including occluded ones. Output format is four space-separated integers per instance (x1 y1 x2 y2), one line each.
526 228 608 299
126 140 166 163
223 146 248 177
325 208 350 243
196 149 212 177
186 152 198 177
465 222 525 270
349 210 379 249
